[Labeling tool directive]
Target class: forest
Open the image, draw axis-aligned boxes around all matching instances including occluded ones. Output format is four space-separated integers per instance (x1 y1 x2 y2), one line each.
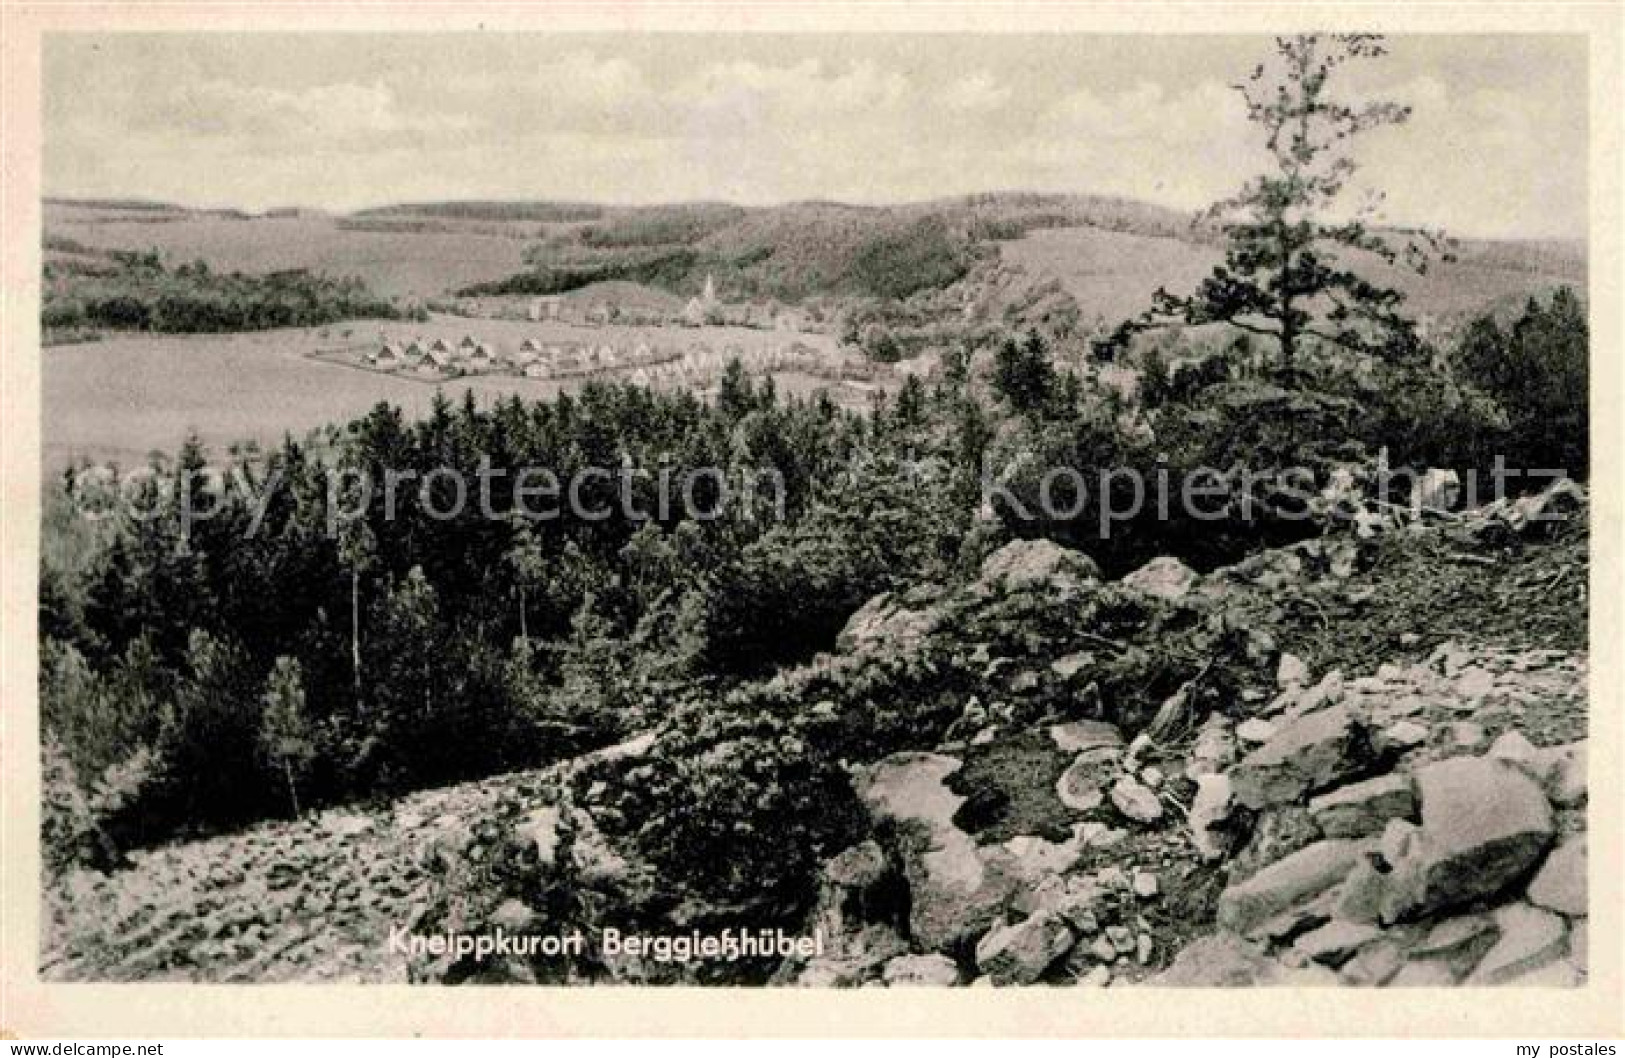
40 286 1586 877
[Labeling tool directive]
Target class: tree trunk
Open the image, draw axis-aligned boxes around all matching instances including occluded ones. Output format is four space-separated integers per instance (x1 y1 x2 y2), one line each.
283 758 301 819
518 585 529 647
350 567 363 715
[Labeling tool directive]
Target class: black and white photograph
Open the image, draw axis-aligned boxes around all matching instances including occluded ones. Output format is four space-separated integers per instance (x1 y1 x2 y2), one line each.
3 7 1616 1033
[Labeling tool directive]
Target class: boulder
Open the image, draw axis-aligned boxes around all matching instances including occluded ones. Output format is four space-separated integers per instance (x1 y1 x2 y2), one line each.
1382 756 1554 921
1464 903 1569 985
974 911 1075 985
1527 835 1586 916
978 539 1100 594
1307 774 1416 839
1188 773 1237 862
1121 556 1199 602
1110 775 1163 824
881 953 961 987
854 753 1016 951
1230 705 1372 810
1216 839 1364 937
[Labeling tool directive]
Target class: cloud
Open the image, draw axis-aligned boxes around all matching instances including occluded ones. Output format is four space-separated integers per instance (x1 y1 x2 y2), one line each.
40 35 1587 238
167 79 470 143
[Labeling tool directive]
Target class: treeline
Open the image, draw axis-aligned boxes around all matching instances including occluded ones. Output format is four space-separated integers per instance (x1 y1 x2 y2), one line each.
42 249 410 336
460 209 979 304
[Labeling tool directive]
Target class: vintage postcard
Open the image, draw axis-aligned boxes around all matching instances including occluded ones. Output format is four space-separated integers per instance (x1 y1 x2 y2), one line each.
1 0 1620 1040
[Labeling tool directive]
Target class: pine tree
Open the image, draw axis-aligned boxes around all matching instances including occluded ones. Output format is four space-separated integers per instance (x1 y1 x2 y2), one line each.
1121 34 1450 370
259 656 315 818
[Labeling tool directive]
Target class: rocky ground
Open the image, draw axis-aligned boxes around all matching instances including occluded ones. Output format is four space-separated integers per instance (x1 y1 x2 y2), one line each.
41 480 1589 986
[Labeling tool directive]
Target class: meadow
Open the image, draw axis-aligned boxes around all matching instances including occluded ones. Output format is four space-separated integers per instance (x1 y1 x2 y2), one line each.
42 317 860 474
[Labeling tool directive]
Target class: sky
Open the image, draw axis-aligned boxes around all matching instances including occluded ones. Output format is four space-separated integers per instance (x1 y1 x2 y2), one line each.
43 33 1587 240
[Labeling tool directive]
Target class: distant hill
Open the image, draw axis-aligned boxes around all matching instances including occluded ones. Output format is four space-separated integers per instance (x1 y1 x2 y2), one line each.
44 194 1584 326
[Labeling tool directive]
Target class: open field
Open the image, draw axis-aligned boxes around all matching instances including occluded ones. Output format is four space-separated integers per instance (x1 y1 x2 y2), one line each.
42 317 868 474
1000 226 1587 330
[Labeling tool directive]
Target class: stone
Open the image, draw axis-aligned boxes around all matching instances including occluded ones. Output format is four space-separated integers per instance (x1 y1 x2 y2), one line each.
996 833 1084 880
795 923 909 987
1382 756 1554 921
1340 935 1408 986
978 539 1101 594
1055 757 1107 813
1136 933 1154 964
1236 718 1277 744
1293 920 1384 967
1496 959 1582 986
1121 556 1199 602
1152 934 1289 987
1230 806 1323 882
1110 776 1163 824
1106 925 1135 954
1389 957 1466 987
1412 914 1499 961
1417 468 1461 510
881 953 961 987
854 753 1017 950
1090 934 1118 963
1375 720 1430 754
1049 720 1124 755
823 840 891 892
1076 964 1112 987
975 911 1076 985
1216 839 1365 937
1050 652 1092 679
1132 870 1160 900
1277 653 1311 689
1189 773 1237 862
514 806 562 867
1488 730 1539 769
1455 666 1496 699
1527 835 1586 915
1464 903 1568 985
1445 722 1487 752
1186 716 1238 778
1522 740 1587 806
1333 855 1390 925
1292 671 1346 717
1308 774 1416 839
1230 705 1372 810
838 593 942 654
489 899 539 933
